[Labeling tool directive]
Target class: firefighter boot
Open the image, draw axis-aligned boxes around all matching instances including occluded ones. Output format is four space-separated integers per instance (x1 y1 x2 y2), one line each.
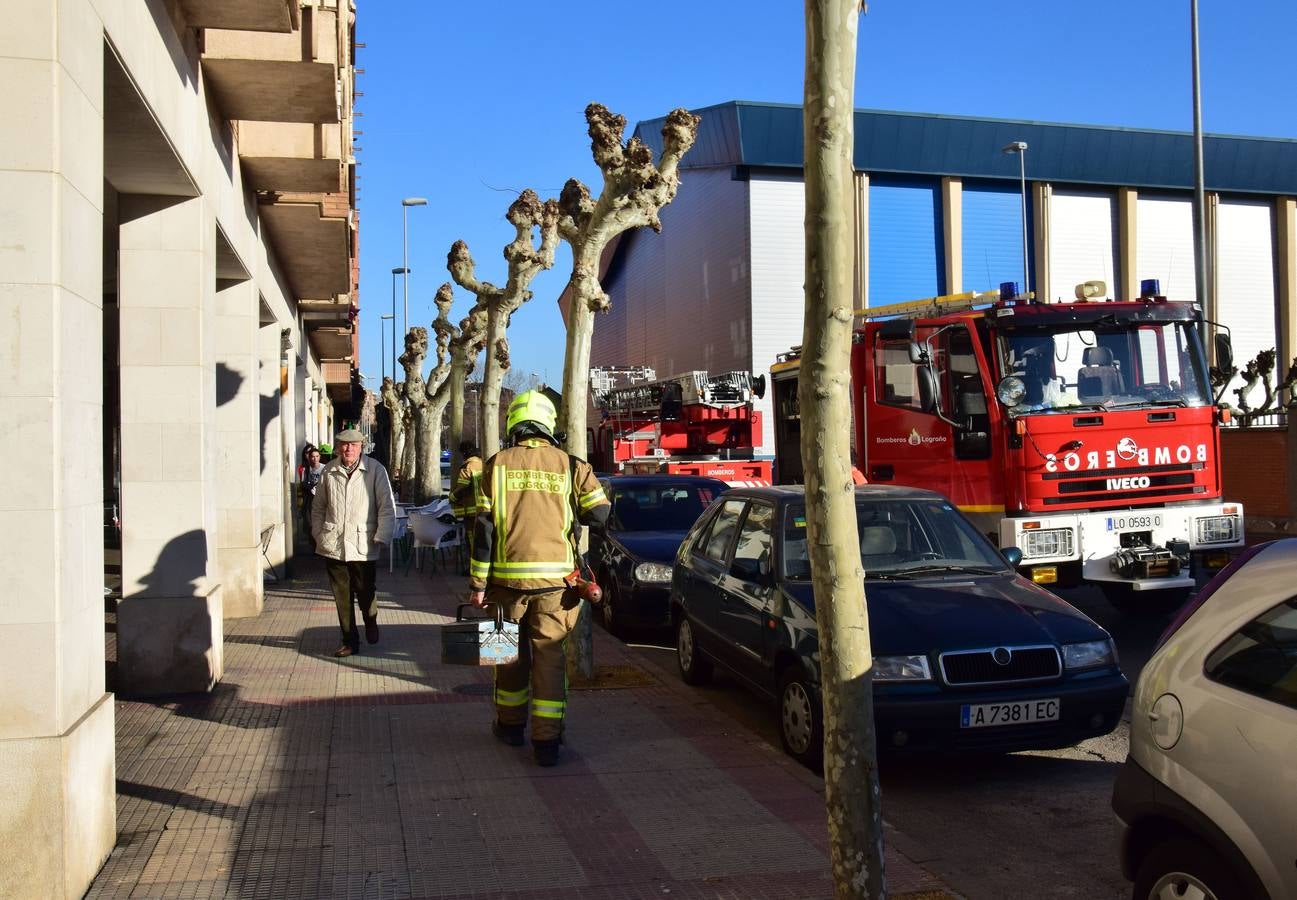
533 738 560 767
492 721 524 747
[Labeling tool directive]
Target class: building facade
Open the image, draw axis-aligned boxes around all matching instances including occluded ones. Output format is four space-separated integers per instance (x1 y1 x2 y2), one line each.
589 101 1297 464
0 0 361 895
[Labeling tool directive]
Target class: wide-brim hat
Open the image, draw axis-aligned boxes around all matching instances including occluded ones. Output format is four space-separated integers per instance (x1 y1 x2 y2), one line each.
336 428 365 443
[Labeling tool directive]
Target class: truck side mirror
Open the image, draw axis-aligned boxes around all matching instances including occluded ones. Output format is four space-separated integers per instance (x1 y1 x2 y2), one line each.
908 341 925 365
1214 333 1234 372
916 367 937 413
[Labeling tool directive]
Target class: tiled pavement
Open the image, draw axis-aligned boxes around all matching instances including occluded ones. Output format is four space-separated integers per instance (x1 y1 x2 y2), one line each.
90 551 957 899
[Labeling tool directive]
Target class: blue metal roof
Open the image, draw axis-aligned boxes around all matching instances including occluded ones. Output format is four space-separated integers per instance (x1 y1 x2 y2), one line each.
633 101 1297 195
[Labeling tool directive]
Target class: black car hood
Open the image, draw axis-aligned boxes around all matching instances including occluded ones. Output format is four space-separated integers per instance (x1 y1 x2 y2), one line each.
783 574 1106 653
611 530 689 564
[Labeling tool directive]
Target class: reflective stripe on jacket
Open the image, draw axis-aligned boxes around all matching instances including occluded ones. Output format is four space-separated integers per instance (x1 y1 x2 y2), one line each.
469 439 610 591
450 456 483 519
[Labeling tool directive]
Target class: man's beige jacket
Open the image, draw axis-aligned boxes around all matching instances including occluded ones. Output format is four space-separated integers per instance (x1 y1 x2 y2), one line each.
311 455 397 562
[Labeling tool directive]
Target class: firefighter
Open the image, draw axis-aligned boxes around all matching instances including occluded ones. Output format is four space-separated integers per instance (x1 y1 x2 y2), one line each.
468 390 610 766
449 440 483 572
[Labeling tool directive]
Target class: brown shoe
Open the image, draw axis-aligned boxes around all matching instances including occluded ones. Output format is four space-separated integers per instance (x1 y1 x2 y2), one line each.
333 644 356 658
365 620 379 644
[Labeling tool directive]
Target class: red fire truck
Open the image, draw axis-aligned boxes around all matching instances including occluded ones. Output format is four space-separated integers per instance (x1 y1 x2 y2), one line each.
771 280 1245 609
588 366 773 486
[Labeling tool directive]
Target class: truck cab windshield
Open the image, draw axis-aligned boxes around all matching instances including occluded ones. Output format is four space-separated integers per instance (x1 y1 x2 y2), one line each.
998 321 1209 413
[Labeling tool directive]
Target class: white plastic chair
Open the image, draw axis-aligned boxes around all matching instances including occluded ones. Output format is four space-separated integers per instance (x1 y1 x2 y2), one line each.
407 510 460 574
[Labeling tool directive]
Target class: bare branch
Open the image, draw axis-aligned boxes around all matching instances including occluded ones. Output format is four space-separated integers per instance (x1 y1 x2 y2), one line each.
447 239 503 300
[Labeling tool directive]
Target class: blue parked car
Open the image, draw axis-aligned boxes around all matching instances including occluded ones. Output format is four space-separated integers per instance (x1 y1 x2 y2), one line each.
589 475 728 636
670 484 1128 766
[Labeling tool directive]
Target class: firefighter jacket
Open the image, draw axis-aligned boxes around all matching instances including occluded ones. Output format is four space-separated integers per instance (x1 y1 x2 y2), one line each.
469 439 610 592
450 455 483 519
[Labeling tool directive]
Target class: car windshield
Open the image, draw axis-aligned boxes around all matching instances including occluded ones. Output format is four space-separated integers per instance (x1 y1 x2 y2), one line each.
998 321 1210 412
782 499 1009 580
611 483 722 532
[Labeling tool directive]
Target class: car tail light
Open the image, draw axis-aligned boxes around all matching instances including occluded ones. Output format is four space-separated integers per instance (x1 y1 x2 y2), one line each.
1155 541 1273 652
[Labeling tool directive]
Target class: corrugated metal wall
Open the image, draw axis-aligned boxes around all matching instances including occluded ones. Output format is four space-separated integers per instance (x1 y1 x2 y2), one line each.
749 174 809 456
867 177 943 306
1048 189 1119 301
1135 194 1196 302
593 166 752 416
1216 198 1278 400
961 181 1028 294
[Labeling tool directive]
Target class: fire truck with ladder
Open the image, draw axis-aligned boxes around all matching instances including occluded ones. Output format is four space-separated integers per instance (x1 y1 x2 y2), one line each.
770 279 1245 611
588 366 773 486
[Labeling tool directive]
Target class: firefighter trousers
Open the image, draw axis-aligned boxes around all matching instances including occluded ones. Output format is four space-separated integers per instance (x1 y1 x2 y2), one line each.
489 584 580 742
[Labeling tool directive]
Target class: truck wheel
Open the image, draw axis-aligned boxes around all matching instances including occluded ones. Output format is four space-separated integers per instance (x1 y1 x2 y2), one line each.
676 615 712 686
1133 837 1242 900
1102 584 1191 616
778 666 823 770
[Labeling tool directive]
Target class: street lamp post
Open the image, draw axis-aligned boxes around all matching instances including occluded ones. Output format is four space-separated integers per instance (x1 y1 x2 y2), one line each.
390 267 408 380
380 313 394 383
1002 141 1031 299
401 197 428 338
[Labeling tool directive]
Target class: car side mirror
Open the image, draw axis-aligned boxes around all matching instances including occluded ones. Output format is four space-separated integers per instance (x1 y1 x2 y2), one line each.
1000 547 1023 567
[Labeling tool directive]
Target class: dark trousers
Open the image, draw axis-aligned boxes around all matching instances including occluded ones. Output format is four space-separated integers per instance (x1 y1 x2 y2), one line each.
490 585 580 742
325 558 378 648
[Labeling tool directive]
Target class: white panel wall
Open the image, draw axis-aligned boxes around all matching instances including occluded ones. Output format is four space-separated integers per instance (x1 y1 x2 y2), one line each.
749 174 808 457
592 166 751 403
1048 190 1118 302
1136 195 1197 302
1216 199 1277 400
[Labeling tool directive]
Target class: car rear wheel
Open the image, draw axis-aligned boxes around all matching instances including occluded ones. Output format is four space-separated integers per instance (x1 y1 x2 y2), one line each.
778 666 823 769
676 615 712 685
1133 837 1242 900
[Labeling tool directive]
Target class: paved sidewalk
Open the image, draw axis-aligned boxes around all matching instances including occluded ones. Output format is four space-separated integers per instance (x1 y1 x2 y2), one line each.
89 553 957 899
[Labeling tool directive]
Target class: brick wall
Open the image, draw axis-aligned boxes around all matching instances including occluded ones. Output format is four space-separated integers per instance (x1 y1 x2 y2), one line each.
1220 428 1290 534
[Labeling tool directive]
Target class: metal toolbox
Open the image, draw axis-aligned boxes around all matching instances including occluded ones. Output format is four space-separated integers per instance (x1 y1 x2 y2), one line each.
441 604 519 666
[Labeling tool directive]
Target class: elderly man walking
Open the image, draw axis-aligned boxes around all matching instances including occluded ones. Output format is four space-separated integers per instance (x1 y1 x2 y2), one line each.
311 428 397 657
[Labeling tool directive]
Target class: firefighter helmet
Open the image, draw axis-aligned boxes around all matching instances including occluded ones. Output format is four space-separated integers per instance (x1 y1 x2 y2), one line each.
506 390 557 436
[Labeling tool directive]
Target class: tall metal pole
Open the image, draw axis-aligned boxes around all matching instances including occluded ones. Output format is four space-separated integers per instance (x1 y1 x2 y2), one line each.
1019 150 1030 298
1002 141 1030 298
400 198 427 339
402 205 409 338
391 269 398 377
1190 0 1209 314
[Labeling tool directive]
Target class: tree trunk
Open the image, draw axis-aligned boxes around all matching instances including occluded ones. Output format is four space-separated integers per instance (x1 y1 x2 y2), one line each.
400 328 431 503
802 3 884 898
559 245 599 460
412 406 438 504
400 405 416 497
447 361 469 475
480 306 507 457
381 378 405 478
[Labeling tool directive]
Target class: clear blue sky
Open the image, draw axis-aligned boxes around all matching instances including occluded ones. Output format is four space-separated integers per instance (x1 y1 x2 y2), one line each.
355 1 1296 391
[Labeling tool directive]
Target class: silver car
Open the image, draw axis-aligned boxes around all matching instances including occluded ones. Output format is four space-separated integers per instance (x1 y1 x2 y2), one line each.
1112 539 1297 900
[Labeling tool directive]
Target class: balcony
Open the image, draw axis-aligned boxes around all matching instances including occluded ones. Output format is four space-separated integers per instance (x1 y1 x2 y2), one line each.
180 0 296 33
258 193 351 300
201 5 342 123
320 357 356 403
238 121 347 193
